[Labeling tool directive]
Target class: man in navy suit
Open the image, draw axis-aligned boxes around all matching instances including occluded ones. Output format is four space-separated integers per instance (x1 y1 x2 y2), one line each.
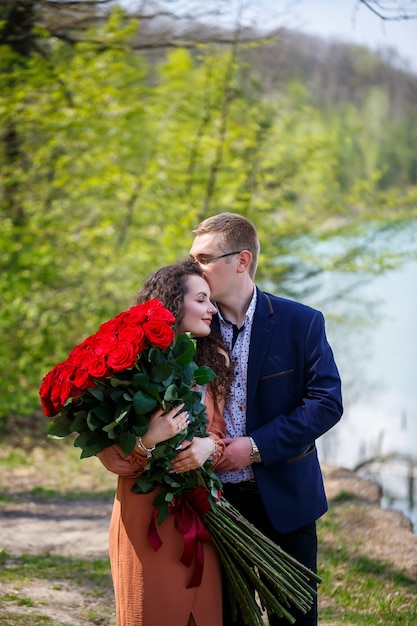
189 212 343 626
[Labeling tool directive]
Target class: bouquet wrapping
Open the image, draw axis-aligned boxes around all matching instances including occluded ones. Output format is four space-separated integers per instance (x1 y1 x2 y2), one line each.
40 299 321 625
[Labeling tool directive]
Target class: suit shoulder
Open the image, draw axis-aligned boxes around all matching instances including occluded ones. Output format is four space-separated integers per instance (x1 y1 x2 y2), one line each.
259 290 321 320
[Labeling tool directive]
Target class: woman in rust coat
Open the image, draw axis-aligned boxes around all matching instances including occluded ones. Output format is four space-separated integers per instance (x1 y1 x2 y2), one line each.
98 260 232 626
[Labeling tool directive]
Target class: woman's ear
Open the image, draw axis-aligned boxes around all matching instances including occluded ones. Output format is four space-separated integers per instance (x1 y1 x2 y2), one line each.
236 250 252 273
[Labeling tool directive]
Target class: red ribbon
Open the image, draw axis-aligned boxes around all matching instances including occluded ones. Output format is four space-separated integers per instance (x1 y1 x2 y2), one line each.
148 487 213 588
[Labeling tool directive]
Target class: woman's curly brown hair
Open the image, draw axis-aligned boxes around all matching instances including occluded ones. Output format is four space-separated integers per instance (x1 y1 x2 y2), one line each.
133 259 233 404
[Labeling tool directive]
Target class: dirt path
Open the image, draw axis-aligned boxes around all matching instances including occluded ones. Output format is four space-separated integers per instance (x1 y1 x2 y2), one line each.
1 496 113 558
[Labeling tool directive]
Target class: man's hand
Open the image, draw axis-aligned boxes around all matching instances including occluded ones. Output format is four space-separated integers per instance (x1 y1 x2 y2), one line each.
215 437 252 471
96 444 137 476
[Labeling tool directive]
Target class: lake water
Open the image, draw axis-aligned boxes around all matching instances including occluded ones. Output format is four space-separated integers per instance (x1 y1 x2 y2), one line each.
315 260 417 531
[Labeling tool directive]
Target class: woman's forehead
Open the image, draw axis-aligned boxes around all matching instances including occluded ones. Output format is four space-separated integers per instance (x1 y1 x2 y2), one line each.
185 273 211 295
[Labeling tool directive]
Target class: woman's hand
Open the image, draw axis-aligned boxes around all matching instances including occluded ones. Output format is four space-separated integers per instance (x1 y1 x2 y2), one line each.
141 404 189 449
171 436 216 473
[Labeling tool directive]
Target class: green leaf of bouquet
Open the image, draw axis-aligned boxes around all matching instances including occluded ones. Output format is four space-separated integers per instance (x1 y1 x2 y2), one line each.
178 382 195 397
110 377 132 387
133 475 156 494
151 363 174 383
131 412 152 429
163 474 181 488
131 424 148 437
110 388 126 403
192 398 208 417
173 333 196 365
133 389 158 415
87 410 104 431
69 410 88 433
164 383 179 402
73 430 106 457
194 365 217 384
87 387 105 401
157 502 170 524
178 361 198 384
132 372 147 388
148 346 168 366
102 407 130 432
132 371 166 401
211 482 222 500
92 401 118 423
151 487 174 524
106 427 117 440
79 442 108 458
148 382 164 400
47 413 73 438
152 441 177 461
119 430 136 456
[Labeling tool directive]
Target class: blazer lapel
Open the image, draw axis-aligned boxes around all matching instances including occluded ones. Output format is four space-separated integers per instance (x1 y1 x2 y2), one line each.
247 289 275 416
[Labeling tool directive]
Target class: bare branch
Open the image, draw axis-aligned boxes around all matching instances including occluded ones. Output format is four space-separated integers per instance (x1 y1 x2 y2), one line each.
41 0 114 6
358 0 417 21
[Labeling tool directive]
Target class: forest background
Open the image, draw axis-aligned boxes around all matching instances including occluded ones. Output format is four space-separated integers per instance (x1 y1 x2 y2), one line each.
1 0 417 432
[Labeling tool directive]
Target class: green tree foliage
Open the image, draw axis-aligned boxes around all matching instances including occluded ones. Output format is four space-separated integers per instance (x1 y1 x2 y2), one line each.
1 6 416 421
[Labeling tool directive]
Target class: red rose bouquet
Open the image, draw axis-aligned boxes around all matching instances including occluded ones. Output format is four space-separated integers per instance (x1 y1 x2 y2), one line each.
40 299 321 625
40 299 175 419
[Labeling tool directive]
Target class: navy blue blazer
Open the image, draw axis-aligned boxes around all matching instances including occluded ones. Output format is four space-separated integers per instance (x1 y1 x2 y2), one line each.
238 288 342 533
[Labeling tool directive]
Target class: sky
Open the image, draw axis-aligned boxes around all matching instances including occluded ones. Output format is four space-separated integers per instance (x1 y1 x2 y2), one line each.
248 0 417 73
293 0 417 71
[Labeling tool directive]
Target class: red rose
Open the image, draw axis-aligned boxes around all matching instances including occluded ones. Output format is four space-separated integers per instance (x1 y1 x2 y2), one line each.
144 299 176 324
70 335 101 366
72 365 93 390
46 364 75 414
40 370 58 417
106 340 139 372
97 315 121 336
82 350 111 379
116 306 148 326
93 328 118 357
143 320 174 349
116 324 146 353
95 322 118 347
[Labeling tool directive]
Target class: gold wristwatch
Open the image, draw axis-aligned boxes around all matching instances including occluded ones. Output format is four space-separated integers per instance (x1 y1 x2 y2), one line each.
249 436 262 463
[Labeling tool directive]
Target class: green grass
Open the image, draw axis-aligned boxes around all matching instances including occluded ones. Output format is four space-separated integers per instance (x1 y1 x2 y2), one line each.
317 508 417 625
0 437 117 494
0 614 63 625
0 550 114 626
0 550 111 588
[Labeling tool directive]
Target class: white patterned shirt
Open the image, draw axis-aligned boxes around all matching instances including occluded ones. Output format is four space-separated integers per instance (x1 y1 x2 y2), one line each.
216 288 257 484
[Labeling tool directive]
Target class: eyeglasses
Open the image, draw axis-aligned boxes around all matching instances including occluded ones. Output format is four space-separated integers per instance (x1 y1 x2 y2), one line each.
191 251 241 266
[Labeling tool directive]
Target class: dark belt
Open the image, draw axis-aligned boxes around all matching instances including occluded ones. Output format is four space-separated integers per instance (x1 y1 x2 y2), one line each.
222 480 259 494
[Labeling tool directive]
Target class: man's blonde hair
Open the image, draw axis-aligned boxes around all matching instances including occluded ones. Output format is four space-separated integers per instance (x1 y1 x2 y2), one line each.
193 212 260 279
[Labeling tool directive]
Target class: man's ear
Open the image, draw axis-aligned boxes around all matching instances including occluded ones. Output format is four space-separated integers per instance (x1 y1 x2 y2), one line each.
236 250 252 273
